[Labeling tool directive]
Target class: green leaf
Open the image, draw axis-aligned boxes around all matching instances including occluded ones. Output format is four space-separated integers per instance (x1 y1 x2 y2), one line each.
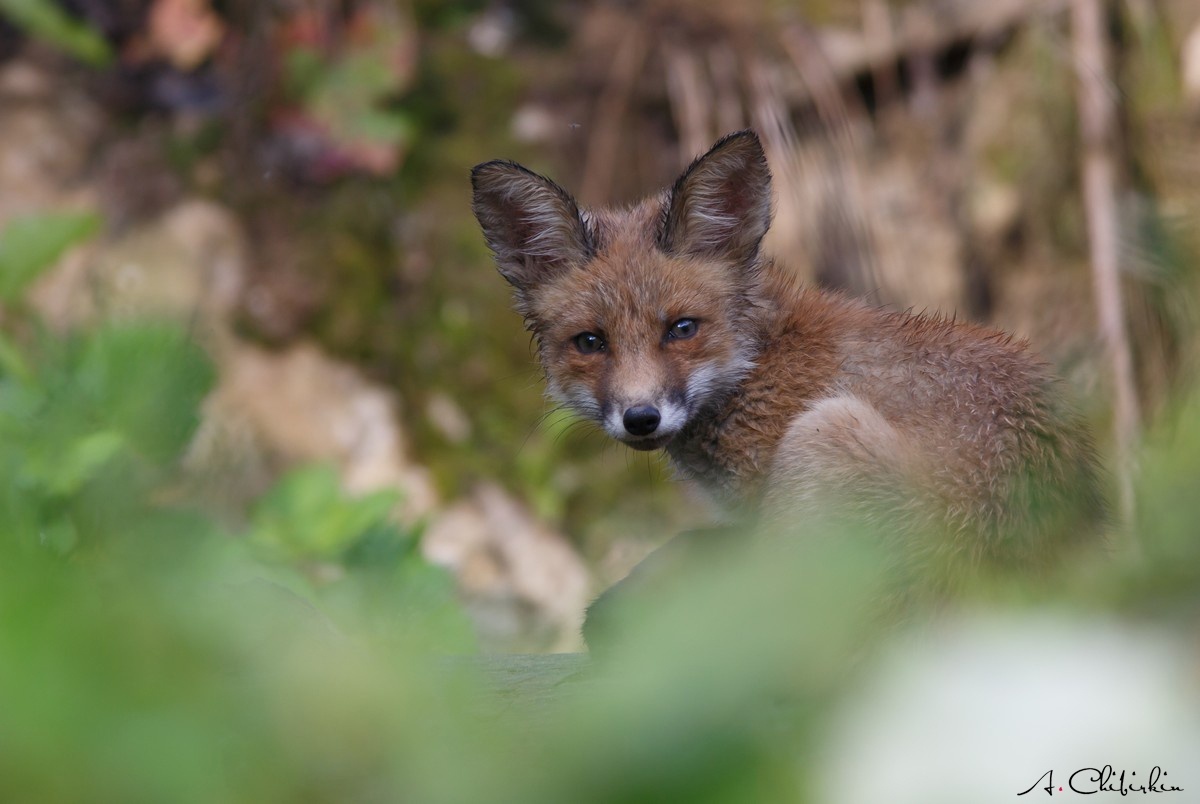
282 46 325 99
77 324 215 464
0 0 113 66
304 45 413 149
16 426 127 500
47 431 127 496
0 331 33 384
0 212 100 303
249 465 402 560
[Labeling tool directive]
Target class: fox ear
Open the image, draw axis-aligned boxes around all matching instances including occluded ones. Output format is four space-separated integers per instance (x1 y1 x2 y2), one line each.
660 130 772 267
471 161 592 291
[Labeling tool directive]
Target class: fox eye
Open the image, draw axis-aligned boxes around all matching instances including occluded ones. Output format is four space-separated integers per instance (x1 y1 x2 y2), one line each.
573 332 606 354
668 318 698 340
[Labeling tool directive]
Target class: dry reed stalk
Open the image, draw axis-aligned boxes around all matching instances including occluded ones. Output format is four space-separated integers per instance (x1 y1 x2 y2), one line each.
1070 0 1141 537
706 41 745 135
580 24 647 204
662 40 712 163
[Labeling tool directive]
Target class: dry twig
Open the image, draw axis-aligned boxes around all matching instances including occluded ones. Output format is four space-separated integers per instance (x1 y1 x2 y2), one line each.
1070 0 1141 537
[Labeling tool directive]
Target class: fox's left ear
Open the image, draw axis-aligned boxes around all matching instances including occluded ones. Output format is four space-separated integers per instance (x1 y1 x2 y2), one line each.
660 130 772 268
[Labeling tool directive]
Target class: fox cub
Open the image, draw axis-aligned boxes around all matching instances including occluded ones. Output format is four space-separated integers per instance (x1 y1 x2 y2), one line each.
472 131 1104 569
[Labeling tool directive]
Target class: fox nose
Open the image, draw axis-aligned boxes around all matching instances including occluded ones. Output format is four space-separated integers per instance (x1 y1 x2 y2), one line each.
623 405 661 436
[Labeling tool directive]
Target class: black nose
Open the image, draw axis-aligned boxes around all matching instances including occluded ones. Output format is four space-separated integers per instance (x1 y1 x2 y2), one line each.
623 405 661 436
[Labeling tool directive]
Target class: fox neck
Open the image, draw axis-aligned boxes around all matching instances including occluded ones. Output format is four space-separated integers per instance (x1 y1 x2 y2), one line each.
663 283 846 505
662 301 772 504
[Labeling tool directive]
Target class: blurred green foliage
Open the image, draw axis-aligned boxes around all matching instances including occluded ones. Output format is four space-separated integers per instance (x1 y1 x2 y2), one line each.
0 212 99 303
0 209 481 801
0 0 111 65
250 465 401 561
282 22 415 172
0 320 212 552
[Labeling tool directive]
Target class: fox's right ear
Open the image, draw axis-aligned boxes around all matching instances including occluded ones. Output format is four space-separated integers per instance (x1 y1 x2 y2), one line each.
471 161 592 291
660 130 772 268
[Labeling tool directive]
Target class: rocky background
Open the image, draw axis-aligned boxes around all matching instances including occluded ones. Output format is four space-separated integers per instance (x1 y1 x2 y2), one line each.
2 0 1199 654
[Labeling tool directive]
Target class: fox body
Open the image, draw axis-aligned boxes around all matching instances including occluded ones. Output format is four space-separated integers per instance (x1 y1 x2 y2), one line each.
472 131 1103 567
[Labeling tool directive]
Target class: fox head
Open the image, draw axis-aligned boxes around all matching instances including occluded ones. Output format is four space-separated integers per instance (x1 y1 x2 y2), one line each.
471 131 772 451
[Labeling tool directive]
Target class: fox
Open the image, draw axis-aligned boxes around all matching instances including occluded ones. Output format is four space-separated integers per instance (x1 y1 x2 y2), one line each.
471 130 1105 598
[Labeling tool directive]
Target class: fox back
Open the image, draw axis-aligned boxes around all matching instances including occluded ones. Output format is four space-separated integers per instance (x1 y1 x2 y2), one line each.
472 131 1105 569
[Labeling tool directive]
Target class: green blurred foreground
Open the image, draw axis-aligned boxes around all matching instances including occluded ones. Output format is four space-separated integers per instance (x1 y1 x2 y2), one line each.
2 217 1199 802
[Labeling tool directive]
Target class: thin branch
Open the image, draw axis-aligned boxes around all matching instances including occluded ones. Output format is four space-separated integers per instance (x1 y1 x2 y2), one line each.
1070 0 1141 538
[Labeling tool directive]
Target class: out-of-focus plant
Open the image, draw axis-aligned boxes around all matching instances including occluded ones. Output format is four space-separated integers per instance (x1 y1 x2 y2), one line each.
0 211 205 555
0 202 470 638
275 4 418 179
0 201 478 802
0 211 99 304
249 464 401 562
245 463 473 649
0 0 111 65
0 322 214 554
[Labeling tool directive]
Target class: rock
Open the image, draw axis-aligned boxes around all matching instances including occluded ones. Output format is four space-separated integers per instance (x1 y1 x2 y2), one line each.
425 391 471 444
0 58 55 97
29 200 247 343
423 483 592 653
193 341 439 523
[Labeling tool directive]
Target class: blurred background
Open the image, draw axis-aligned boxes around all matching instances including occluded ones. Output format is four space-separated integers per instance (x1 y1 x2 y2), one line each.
2 1 1200 801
